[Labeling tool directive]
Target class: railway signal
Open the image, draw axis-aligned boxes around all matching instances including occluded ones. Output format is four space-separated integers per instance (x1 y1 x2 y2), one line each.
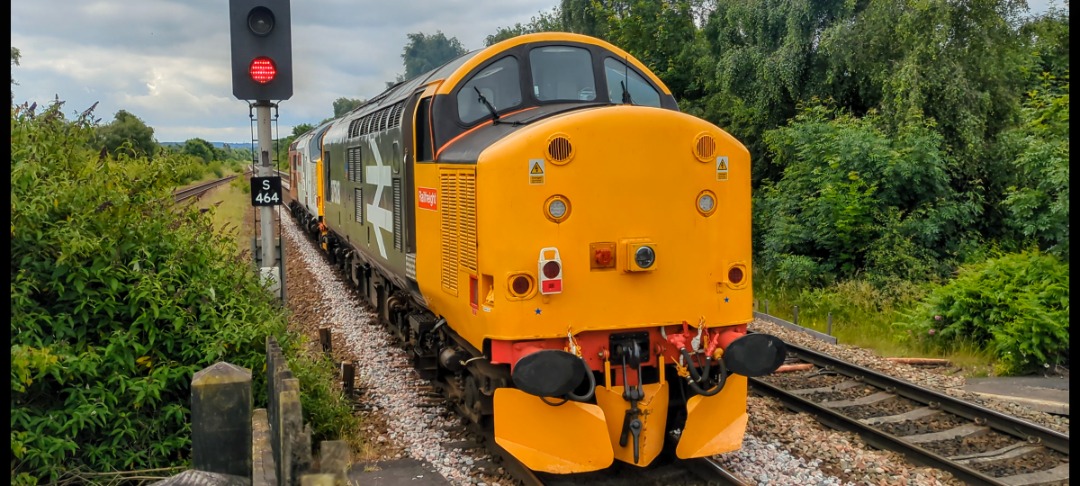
229 0 291 302
229 0 292 101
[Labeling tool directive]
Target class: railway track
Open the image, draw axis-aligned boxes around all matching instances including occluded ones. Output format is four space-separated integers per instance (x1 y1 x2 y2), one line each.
173 172 245 203
749 343 1069 486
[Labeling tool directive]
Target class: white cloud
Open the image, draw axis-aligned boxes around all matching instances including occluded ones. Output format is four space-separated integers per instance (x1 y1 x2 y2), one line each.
11 0 555 142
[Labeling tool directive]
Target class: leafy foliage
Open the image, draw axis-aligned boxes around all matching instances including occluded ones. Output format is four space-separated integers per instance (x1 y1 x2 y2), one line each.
95 109 158 160
997 35 1069 259
332 98 365 118
755 103 977 289
485 7 565 46
699 0 860 183
895 250 1069 375
10 101 356 484
591 0 705 107
180 138 218 164
400 31 467 81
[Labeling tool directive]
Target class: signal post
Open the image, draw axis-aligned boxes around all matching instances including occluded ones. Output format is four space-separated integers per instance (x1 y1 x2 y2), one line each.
230 0 292 301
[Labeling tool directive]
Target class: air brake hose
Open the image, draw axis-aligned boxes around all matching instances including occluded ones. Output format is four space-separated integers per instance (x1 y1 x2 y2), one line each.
566 357 596 402
680 348 704 382
681 348 725 397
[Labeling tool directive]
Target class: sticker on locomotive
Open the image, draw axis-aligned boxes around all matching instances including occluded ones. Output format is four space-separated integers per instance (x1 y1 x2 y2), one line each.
716 156 729 181
418 187 438 210
529 159 545 185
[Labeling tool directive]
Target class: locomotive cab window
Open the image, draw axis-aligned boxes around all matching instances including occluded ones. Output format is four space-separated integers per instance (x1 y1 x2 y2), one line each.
457 56 522 125
531 46 597 102
604 58 661 108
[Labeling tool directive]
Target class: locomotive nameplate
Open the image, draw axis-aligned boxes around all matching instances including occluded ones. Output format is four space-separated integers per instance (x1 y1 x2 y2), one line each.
251 176 283 206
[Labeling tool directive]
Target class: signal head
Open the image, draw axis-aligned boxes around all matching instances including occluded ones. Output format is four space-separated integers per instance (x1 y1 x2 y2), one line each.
229 0 292 101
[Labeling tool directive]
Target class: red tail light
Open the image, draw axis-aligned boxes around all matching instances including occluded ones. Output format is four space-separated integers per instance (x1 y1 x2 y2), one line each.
538 247 563 294
728 265 744 284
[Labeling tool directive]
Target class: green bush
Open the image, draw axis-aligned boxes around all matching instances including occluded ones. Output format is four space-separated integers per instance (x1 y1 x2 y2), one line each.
208 160 225 179
172 154 208 186
755 104 980 289
895 250 1069 375
10 101 356 484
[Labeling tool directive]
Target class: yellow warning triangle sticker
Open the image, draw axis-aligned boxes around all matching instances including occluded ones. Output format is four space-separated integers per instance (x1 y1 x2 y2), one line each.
531 162 544 174
717 159 728 171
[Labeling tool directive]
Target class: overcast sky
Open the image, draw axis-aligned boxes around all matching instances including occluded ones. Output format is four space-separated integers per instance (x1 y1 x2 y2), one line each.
11 0 557 143
11 0 1065 144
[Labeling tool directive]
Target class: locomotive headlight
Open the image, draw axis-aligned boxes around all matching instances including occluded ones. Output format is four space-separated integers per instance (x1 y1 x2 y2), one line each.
696 190 717 216
634 246 656 269
624 241 658 272
544 195 571 223
549 200 567 218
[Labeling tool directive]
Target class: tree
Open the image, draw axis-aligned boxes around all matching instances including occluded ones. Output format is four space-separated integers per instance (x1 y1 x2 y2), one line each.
332 97 365 117
400 31 467 80
754 104 977 288
699 0 861 184
590 0 705 109
815 0 1031 242
486 7 565 46
995 8 1070 259
998 71 1069 258
181 138 217 164
561 0 607 37
96 110 157 159
292 123 314 137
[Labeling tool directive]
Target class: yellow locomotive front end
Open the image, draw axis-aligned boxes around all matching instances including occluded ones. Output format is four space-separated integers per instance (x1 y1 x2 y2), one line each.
410 33 786 473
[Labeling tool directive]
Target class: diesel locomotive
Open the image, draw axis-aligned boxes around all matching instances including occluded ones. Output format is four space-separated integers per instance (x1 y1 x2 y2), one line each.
287 32 787 473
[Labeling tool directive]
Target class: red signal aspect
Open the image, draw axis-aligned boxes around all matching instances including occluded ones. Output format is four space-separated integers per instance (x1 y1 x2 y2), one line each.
249 57 277 84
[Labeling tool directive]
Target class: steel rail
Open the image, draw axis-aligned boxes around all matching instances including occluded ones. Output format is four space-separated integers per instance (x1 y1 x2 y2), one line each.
778 343 1069 455
684 457 752 486
749 377 1009 486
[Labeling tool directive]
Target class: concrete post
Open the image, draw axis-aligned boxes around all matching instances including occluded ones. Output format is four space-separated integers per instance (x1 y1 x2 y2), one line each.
300 474 336 486
191 362 252 479
319 440 350 485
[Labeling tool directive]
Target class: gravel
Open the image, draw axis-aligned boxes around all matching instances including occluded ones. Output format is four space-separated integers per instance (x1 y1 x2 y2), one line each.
277 209 1068 486
281 213 509 486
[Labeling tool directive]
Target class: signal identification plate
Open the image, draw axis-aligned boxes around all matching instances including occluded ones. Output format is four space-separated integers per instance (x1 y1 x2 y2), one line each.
251 176 283 206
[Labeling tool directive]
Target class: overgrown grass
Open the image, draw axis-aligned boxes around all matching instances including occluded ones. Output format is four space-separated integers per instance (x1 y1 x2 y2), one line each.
753 275 999 374
194 177 255 254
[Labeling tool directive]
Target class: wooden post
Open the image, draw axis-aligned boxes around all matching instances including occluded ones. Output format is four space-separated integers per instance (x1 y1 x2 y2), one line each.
341 362 355 397
319 328 332 355
793 305 799 325
827 313 833 335
190 362 252 479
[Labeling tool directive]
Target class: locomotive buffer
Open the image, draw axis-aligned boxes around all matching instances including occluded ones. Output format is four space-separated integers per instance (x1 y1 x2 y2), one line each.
229 0 293 300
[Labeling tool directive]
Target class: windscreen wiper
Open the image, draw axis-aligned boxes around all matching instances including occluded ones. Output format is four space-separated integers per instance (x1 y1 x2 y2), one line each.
474 87 500 125
621 80 633 105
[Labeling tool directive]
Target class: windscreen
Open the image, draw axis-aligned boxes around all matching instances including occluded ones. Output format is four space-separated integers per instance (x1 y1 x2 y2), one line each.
530 46 597 102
